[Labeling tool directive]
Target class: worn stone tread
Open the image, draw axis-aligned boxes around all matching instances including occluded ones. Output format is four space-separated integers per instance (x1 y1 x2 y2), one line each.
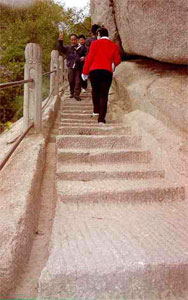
62 109 93 114
58 126 131 135
60 119 114 124
62 105 93 109
61 113 97 120
56 135 142 149
61 118 118 124
58 148 151 164
60 123 124 127
38 200 188 299
57 178 185 203
56 163 165 180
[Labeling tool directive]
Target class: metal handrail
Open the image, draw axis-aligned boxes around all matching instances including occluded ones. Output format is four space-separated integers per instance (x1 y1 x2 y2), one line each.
0 70 56 90
0 123 33 171
0 87 56 172
0 55 62 171
0 78 34 90
42 70 56 76
42 87 55 111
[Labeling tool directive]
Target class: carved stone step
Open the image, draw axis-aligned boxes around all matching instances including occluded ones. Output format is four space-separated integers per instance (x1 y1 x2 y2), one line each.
63 109 93 114
61 113 97 120
60 123 123 127
57 148 151 164
60 120 117 126
56 178 185 203
58 126 131 135
56 135 142 149
38 200 188 299
57 163 165 181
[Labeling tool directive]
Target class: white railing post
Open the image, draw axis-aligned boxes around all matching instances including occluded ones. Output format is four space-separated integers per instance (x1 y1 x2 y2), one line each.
59 55 64 86
50 50 59 96
23 43 42 133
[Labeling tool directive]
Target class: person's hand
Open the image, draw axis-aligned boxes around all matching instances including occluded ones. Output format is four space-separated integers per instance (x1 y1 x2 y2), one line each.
59 32 64 40
80 57 85 62
81 74 88 81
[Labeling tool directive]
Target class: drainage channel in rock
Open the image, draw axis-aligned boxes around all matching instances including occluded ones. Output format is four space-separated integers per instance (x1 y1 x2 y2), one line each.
8 139 57 299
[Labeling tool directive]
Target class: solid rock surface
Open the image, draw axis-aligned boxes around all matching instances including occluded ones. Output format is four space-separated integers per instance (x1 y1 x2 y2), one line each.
90 0 116 39
110 59 188 134
91 0 188 64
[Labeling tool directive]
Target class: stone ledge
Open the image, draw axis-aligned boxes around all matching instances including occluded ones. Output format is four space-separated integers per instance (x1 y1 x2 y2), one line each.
122 110 188 188
0 92 62 297
110 60 188 135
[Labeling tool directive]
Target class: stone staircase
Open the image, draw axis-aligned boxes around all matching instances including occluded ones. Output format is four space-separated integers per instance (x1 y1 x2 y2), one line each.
38 89 188 299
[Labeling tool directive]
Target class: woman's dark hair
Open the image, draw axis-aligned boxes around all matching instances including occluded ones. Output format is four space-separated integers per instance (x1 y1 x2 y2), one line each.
91 24 101 35
97 27 109 37
70 34 78 39
78 34 86 40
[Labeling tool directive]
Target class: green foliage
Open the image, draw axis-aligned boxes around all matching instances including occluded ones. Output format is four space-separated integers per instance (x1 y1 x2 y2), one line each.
0 0 91 131
42 76 50 101
0 0 63 71
61 3 91 37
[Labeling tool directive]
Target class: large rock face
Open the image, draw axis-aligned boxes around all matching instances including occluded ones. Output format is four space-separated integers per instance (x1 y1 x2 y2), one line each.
90 0 116 39
91 0 188 65
109 59 188 134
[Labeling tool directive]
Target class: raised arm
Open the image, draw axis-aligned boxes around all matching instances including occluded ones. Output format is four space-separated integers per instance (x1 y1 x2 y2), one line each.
58 32 68 55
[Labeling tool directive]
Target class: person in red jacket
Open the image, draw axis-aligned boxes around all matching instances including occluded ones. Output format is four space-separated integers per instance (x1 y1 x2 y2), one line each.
82 27 121 124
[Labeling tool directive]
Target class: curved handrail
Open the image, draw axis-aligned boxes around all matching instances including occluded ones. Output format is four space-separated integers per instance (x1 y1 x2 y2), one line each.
0 79 34 90
0 123 33 171
0 87 56 172
0 70 56 90
42 70 56 76
0 44 65 172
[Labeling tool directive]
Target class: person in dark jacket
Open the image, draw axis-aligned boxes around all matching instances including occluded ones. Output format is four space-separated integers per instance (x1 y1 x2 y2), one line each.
82 27 121 124
78 34 88 92
85 24 101 53
58 33 86 101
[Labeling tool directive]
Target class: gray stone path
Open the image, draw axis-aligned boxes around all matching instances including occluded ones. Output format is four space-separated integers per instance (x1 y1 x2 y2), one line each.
38 90 188 299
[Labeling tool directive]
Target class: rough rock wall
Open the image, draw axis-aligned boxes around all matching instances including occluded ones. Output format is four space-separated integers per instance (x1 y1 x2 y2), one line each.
90 0 116 39
108 60 188 181
109 60 188 135
90 0 188 65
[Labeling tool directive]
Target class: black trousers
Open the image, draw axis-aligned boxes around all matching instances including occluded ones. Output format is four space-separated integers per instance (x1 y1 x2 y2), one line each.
81 78 88 89
89 70 113 123
68 68 81 97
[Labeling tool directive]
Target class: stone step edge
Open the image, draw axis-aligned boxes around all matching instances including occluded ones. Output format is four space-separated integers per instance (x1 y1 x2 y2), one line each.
56 134 141 140
56 164 165 180
57 127 132 135
57 148 151 164
57 178 185 203
59 125 127 129
57 148 149 154
59 124 126 128
56 163 165 173
60 120 119 124
56 135 142 149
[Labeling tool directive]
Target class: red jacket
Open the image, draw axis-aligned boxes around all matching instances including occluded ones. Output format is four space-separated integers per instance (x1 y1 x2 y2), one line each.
83 38 121 75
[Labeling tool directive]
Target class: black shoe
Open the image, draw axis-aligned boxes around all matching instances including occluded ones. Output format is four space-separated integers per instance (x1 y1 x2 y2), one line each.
98 119 106 124
69 94 74 99
75 96 81 101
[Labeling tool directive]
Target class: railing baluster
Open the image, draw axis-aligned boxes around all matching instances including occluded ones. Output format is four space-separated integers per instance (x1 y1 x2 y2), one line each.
23 43 42 133
0 44 67 171
50 50 59 96
59 55 64 85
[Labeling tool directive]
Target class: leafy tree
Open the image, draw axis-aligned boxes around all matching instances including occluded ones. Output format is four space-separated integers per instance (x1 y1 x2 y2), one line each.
60 2 91 37
0 0 91 132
